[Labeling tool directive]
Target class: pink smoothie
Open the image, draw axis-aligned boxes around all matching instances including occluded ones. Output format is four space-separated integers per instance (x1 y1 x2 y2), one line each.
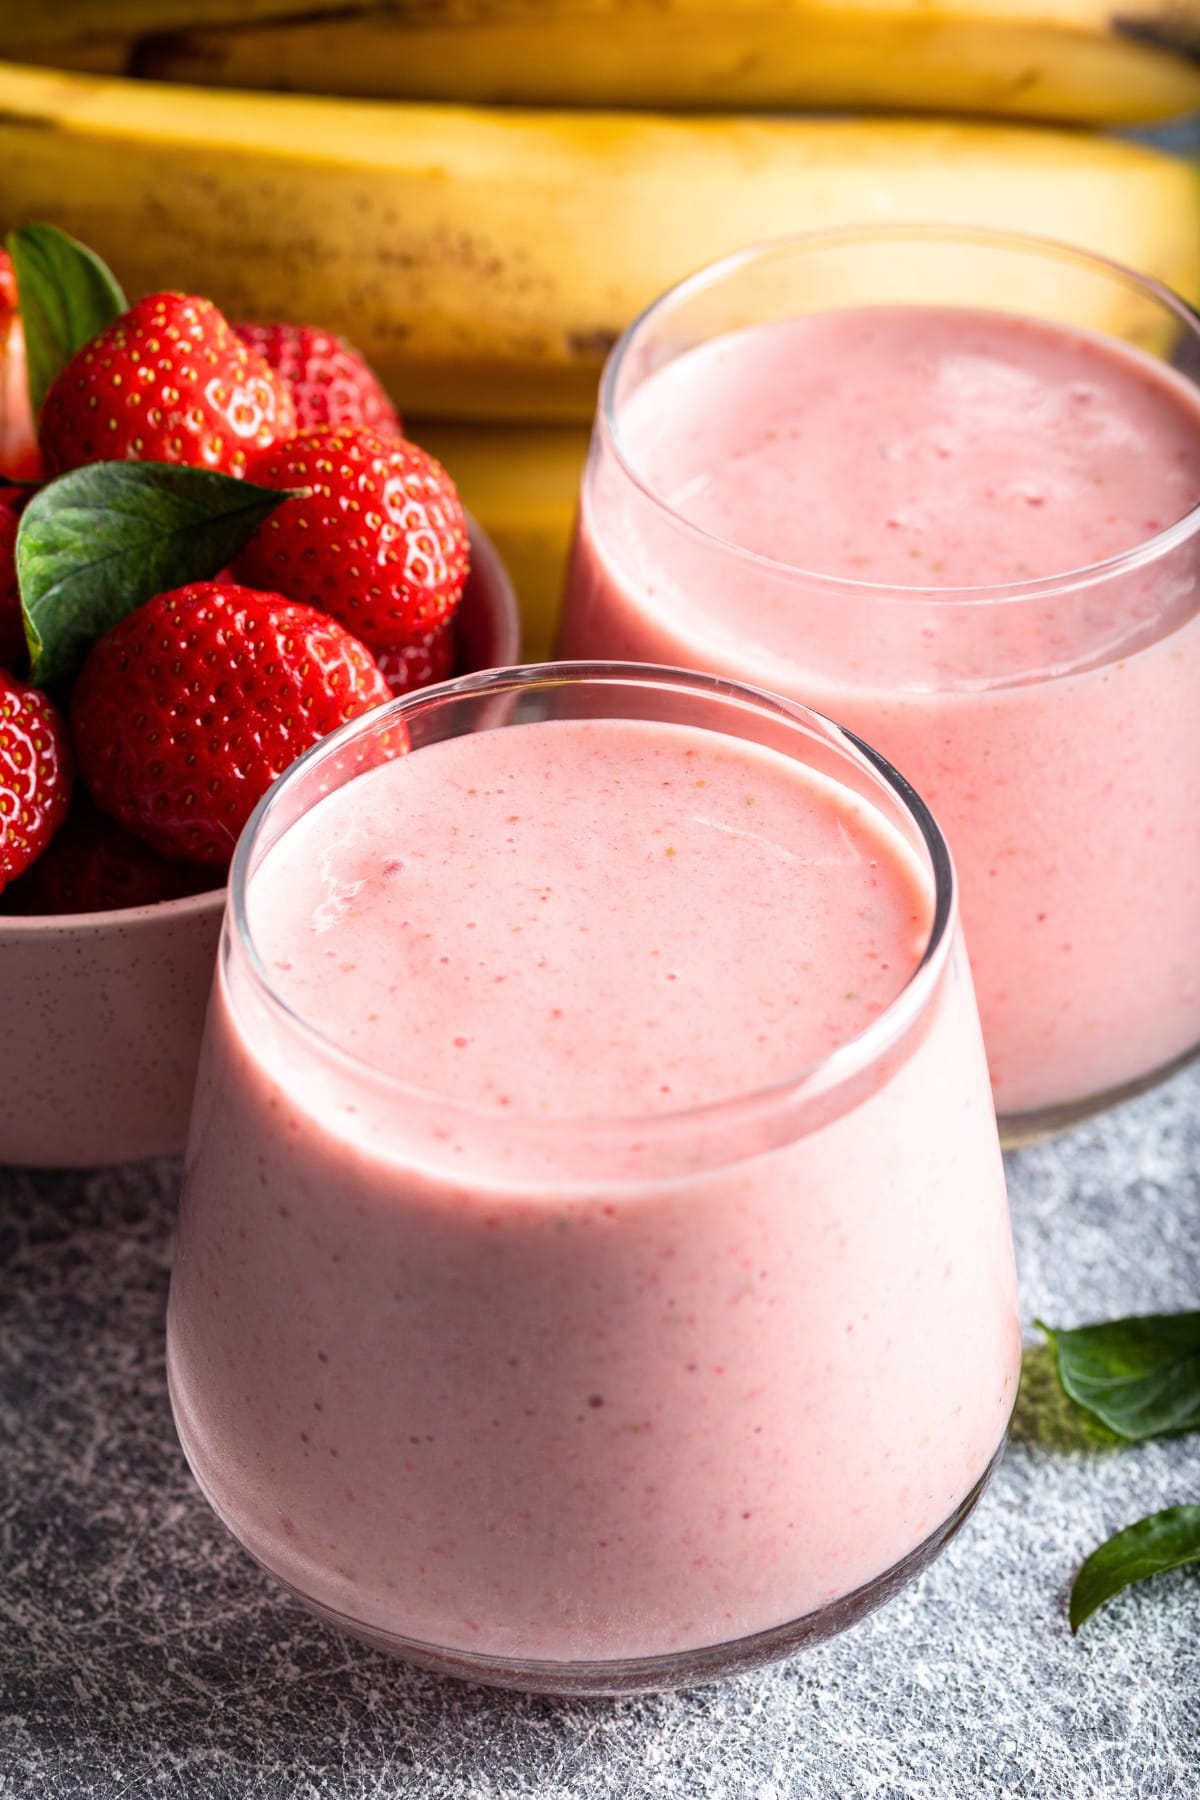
560 308 1200 1118
168 711 1018 1668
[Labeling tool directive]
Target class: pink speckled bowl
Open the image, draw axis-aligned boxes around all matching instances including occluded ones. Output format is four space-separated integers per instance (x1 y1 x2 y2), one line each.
0 519 521 1169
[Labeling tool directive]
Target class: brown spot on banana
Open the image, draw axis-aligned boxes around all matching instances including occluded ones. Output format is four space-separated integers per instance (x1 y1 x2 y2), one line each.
567 330 620 362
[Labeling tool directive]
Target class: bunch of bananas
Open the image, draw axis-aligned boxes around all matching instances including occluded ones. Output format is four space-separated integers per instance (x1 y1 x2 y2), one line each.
0 1 1197 652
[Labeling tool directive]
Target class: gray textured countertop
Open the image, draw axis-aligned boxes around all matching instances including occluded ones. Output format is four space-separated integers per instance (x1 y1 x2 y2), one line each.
2 1068 1198 1798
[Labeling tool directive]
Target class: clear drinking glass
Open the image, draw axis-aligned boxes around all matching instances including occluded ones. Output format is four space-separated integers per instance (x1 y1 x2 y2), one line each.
558 226 1200 1142
167 662 1018 1696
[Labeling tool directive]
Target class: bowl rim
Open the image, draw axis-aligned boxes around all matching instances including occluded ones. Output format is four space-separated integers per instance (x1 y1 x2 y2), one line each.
0 511 519 938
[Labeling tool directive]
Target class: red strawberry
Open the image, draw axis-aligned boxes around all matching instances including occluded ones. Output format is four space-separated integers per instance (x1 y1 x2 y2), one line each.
70 581 391 870
39 292 296 480
0 506 26 673
235 427 469 648
234 322 401 438
0 249 41 484
374 620 458 698
2 799 217 915
0 671 72 890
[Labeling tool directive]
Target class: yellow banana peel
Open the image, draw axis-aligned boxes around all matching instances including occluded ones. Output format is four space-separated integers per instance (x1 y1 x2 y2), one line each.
0 61 1196 422
6 0 1200 125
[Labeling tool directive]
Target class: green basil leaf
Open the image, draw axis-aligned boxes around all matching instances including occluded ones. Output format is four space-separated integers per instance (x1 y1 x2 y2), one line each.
17 461 294 685
1037 1313 1200 1441
1071 1505 1200 1632
6 223 127 420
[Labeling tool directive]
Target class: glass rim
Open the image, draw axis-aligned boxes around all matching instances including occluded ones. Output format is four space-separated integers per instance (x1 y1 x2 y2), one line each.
599 220 1200 606
226 660 959 1145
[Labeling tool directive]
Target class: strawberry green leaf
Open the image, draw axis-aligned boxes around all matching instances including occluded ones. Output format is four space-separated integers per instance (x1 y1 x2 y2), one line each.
17 461 295 685
1037 1313 1200 1441
5 223 127 421
1070 1505 1200 1632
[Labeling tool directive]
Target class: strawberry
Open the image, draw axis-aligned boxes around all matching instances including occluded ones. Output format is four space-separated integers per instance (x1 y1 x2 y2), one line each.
38 292 296 481
235 427 469 648
0 249 41 484
374 620 458 697
234 322 402 438
0 506 26 673
70 581 392 870
2 799 217 915
0 670 72 890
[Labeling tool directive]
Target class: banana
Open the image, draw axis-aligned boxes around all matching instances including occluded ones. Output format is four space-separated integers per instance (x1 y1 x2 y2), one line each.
409 419 590 658
7 0 1200 125
0 60 1196 422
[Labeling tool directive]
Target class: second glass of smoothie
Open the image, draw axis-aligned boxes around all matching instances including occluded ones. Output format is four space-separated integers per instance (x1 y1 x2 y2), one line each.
167 663 1019 1695
559 226 1200 1139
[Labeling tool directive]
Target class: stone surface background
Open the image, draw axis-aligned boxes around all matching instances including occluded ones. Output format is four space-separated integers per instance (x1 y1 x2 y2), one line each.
2 1064 1198 1799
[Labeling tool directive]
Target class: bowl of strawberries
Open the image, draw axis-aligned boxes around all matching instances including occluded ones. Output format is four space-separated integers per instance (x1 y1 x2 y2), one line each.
0 227 519 1168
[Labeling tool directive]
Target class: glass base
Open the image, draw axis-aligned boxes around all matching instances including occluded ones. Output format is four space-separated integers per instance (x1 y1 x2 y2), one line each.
226 1442 1006 1697
998 1037 1200 1150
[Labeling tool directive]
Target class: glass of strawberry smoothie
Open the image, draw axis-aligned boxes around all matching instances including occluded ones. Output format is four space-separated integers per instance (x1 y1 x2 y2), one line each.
558 226 1200 1142
167 662 1019 1695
